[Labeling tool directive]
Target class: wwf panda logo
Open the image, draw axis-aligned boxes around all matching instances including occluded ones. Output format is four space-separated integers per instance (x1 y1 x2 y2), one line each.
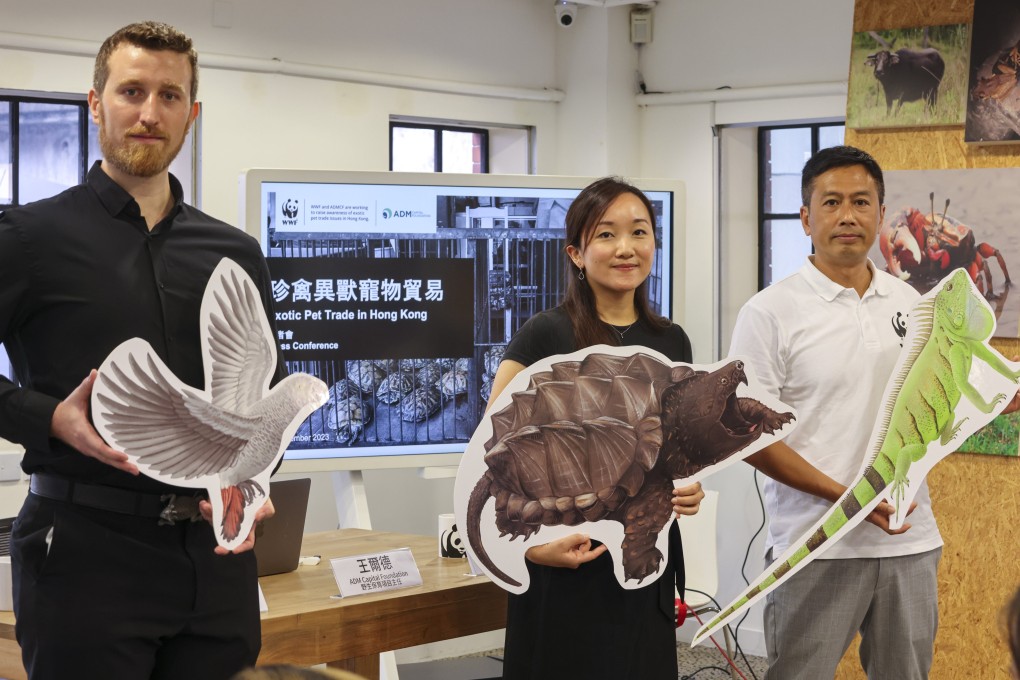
441 523 466 558
282 199 299 219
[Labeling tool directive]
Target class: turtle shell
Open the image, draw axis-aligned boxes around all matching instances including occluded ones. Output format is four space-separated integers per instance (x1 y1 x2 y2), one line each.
345 360 385 394
327 378 359 402
439 368 469 397
483 345 506 379
400 385 442 422
410 361 443 389
372 359 399 373
376 371 415 405
482 352 690 522
325 395 372 445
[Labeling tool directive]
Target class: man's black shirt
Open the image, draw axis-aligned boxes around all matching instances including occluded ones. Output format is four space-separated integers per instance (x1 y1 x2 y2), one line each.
0 161 284 493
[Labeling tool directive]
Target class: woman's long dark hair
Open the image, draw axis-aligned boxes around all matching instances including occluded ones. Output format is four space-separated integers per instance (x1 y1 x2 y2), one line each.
561 176 671 348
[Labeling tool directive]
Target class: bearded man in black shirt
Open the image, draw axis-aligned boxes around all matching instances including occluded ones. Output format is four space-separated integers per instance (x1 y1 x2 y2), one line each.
0 21 282 679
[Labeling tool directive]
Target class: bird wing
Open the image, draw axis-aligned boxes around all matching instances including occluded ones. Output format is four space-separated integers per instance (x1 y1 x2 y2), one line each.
201 258 277 413
92 338 262 484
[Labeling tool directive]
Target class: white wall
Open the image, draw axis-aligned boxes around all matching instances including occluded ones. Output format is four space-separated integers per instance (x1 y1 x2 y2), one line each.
0 0 858 662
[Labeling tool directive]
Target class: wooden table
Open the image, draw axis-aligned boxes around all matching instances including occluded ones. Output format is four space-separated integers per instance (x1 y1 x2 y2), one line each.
257 528 508 679
0 612 24 680
0 528 508 680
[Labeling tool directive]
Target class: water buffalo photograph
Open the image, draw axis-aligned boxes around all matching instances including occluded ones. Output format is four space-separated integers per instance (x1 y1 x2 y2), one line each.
847 25 969 129
965 0 1020 143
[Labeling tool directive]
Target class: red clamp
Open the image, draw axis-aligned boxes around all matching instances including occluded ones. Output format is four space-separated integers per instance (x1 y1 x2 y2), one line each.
675 598 688 627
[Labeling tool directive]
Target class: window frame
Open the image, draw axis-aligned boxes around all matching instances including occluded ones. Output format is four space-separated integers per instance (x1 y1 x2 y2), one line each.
389 121 490 173
757 121 845 290
0 92 93 209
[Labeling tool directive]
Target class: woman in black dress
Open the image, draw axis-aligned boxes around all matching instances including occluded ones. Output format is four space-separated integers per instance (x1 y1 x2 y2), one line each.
487 176 704 679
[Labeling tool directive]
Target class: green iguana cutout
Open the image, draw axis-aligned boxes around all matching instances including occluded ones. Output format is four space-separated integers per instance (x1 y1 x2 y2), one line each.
694 268 1020 645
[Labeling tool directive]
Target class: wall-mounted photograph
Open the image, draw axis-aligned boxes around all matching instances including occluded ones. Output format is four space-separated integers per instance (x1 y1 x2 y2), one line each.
870 169 1020 458
870 168 1017 335
958 336 1020 457
847 25 969 129
965 0 1020 143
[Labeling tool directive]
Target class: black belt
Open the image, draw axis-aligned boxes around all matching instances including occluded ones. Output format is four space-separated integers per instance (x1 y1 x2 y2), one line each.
29 473 203 524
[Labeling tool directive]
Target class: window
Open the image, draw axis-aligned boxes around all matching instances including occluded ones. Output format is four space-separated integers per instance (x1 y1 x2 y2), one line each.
0 90 198 381
1 91 197 210
390 122 489 173
758 123 844 288
1 93 99 381
0 94 100 208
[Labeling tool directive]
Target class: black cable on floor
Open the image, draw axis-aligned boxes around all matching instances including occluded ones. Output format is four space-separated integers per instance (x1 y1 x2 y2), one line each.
681 665 738 679
731 468 766 680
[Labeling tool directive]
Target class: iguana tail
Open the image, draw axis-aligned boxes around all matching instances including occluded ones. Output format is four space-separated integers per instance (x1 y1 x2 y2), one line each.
691 462 894 645
691 299 937 646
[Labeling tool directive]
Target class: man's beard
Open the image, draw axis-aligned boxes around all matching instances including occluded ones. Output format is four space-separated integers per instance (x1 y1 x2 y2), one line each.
98 116 188 178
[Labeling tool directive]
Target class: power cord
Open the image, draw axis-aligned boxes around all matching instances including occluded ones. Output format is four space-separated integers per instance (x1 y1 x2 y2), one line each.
683 588 753 680
681 667 737 679
731 468 766 680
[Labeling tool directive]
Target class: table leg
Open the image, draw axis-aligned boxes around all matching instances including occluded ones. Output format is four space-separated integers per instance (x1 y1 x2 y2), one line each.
328 654 380 680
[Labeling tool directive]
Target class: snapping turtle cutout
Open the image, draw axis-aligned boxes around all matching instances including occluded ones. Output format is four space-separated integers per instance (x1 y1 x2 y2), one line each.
453 345 797 594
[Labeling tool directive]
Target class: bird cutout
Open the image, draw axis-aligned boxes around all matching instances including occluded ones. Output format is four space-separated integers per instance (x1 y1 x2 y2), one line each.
91 258 328 551
693 268 1020 645
453 344 797 594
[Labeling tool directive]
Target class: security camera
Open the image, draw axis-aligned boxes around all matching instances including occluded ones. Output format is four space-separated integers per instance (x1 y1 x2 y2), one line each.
555 0 578 28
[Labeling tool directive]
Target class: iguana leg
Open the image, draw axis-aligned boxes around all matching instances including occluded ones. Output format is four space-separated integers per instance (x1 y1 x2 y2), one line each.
613 477 674 583
891 442 926 506
970 339 1020 382
950 343 1006 413
939 416 970 446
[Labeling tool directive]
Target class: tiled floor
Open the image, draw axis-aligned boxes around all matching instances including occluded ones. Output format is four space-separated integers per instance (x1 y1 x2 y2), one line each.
396 643 769 680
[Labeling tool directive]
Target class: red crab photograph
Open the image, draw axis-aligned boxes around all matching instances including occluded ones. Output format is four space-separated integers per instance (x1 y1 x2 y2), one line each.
869 168 1020 337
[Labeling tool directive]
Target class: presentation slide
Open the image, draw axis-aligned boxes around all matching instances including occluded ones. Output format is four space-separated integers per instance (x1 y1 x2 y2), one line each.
251 173 676 468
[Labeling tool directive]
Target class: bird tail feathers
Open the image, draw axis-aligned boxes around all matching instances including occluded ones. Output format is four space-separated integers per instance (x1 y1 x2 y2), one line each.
221 486 245 541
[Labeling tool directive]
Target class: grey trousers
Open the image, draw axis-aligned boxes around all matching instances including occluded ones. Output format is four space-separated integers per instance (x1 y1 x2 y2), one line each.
763 547 941 680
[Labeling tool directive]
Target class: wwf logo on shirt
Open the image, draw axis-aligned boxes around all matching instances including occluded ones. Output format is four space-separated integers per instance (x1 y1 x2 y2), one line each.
891 312 907 347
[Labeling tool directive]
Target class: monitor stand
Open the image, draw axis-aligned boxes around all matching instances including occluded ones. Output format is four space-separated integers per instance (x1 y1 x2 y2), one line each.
331 469 399 680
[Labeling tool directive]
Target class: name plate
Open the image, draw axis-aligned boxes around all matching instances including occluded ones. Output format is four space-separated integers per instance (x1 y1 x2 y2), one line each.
330 547 423 597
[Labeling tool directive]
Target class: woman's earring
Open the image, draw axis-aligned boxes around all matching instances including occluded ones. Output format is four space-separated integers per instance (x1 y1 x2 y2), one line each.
577 268 585 281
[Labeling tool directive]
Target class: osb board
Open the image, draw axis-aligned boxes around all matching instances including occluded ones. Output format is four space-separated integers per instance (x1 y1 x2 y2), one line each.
849 0 1020 169
830 3 1020 678
845 128 1020 170
853 0 973 33
834 453 1020 680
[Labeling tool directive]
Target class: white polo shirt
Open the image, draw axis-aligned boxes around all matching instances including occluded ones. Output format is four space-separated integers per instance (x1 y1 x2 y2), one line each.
729 258 943 559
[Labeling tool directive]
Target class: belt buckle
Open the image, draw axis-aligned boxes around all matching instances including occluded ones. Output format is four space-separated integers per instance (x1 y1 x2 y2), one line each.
159 494 202 525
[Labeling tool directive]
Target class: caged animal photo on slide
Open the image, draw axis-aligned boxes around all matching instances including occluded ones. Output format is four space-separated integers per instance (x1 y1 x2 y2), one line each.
847 24 969 129
263 189 671 456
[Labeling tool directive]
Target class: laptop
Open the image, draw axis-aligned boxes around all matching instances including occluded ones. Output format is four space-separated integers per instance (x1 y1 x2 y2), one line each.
254 477 311 577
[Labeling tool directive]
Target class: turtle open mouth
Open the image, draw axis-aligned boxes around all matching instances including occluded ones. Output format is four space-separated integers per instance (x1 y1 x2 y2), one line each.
719 379 758 437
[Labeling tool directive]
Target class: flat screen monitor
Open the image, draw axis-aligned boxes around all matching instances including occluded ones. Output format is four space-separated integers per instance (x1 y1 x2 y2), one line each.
241 170 684 472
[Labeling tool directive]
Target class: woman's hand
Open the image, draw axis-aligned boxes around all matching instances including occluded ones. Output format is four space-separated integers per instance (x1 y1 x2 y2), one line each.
672 481 704 519
524 533 608 568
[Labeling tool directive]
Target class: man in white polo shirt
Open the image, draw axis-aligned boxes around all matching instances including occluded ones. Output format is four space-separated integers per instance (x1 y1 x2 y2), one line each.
729 145 942 679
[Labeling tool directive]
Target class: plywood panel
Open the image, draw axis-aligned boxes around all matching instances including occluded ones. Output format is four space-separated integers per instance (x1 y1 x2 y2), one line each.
835 455 1020 679
833 3 1020 678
